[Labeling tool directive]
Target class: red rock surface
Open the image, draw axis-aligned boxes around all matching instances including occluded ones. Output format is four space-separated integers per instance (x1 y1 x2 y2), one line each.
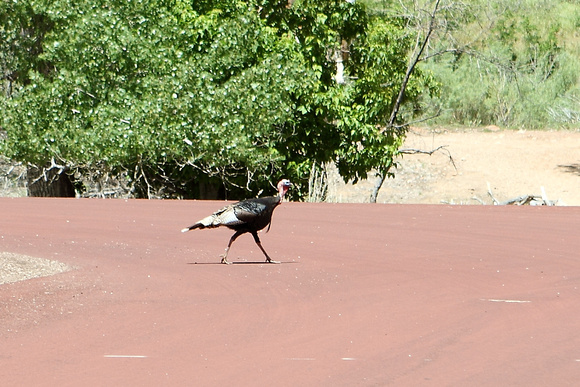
1 198 579 386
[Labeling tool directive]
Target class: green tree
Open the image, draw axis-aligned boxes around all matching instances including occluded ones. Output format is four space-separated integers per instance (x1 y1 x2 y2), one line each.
1 0 434 199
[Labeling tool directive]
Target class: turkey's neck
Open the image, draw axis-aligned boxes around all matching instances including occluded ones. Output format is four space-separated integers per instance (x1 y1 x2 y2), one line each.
277 188 288 203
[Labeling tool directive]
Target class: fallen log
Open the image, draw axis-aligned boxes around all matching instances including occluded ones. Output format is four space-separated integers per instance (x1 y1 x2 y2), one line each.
487 183 559 206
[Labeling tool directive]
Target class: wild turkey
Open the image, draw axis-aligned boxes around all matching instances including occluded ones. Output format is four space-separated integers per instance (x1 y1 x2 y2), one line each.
181 179 292 264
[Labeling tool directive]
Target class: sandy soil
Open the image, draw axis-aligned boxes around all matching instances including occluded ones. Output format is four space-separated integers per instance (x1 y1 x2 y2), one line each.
0 252 70 285
328 128 580 206
1 198 579 386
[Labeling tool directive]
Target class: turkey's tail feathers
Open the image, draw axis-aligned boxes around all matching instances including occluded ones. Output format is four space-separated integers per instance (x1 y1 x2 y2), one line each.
181 213 222 233
181 223 203 233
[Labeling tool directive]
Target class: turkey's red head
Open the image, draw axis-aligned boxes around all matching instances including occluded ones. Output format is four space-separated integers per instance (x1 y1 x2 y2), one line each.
277 179 292 199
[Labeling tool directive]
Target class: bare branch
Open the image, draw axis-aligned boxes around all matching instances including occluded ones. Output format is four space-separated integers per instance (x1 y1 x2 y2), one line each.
370 0 444 203
487 182 499 205
392 109 442 129
399 144 446 155
387 0 441 129
399 144 457 173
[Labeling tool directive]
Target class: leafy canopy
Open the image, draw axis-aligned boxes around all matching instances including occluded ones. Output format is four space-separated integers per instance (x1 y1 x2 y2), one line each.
1 0 433 198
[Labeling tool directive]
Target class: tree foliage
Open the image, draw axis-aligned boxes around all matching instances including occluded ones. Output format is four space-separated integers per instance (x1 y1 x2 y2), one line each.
1 0 434 198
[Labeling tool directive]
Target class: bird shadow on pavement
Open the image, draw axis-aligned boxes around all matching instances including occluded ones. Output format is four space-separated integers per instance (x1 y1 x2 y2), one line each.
186 261 297 265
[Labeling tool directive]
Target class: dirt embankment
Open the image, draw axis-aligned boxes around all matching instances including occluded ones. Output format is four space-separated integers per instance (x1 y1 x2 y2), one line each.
327 128 580 206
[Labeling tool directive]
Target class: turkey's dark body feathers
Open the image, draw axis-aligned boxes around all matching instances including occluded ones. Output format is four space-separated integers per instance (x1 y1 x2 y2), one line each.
183 195 281 233
230 196 280 232
182 179 291 264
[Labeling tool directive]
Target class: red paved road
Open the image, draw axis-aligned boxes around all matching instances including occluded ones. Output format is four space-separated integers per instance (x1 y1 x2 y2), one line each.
1 198 579 386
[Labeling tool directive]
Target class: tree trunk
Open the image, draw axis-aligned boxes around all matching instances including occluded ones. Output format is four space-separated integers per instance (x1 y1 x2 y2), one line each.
27 165 76 197
369 171 385 204
370 0 442 203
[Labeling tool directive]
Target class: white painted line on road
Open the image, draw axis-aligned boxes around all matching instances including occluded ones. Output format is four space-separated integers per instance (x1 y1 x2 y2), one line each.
481 299 531 303
104 355 148 358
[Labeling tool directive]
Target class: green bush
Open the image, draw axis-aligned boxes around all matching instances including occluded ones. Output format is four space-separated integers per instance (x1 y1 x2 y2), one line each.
418 0 580 129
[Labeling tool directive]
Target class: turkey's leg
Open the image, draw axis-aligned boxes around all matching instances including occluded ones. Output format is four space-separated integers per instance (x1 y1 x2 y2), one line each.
221 231 243 264
251 231 280 264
